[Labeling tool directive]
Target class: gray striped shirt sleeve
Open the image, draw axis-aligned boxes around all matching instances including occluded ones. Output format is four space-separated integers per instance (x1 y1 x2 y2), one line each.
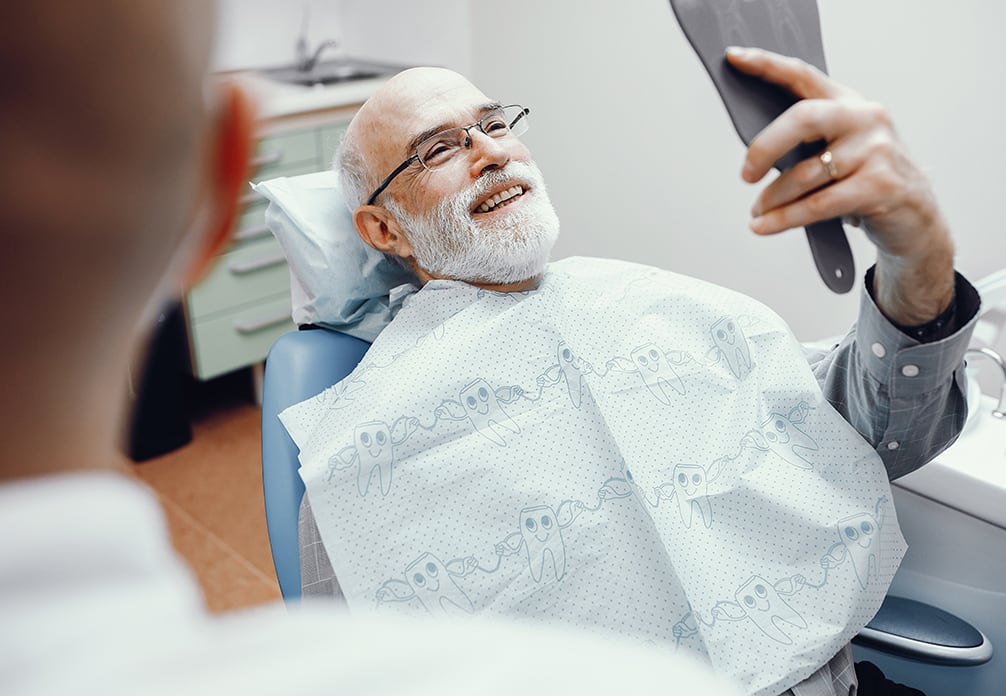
805 273 979 480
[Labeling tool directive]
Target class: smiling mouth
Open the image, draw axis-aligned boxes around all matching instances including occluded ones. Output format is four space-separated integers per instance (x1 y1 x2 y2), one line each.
474 185 526 214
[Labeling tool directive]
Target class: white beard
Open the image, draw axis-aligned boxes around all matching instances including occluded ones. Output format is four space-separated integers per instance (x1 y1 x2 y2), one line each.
385 161 560 285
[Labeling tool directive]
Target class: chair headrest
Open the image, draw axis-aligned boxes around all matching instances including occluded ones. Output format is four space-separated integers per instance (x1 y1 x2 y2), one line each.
253 170 417 342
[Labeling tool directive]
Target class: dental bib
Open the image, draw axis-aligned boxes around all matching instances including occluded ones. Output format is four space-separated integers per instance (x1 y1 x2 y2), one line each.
281 257 905 696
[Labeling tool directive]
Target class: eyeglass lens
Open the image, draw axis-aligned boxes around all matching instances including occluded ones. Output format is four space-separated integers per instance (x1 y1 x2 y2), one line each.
416 105 529 169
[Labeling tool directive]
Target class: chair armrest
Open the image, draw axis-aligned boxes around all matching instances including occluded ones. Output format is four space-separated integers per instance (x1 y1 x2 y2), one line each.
853 595 992 666
261 328 370 600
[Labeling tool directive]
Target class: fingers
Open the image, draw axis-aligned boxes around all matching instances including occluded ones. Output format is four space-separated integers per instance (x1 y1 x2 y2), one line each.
729 48 953 294
741 98 861 183
750 137 864 218
726 47 870 184
726 46 839 101
750 174 872 236
746 100 903 235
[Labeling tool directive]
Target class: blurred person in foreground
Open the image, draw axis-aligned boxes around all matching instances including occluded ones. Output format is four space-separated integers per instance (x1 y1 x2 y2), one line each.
0 2 738 695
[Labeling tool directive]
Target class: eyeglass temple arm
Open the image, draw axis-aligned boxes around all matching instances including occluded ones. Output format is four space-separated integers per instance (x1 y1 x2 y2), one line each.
366 154 419 205
508 107 530 129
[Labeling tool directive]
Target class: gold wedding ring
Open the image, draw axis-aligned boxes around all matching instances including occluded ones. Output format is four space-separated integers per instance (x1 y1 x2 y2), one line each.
819 150 838 180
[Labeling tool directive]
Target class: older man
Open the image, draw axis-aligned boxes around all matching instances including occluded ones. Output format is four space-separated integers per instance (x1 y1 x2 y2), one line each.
292 53 977 696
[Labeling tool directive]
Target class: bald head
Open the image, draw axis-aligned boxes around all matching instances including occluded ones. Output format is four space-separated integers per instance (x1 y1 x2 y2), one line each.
1 1 213 251
0 1 217 324
0 1 253 479
337 67 497 208
355 68 489 162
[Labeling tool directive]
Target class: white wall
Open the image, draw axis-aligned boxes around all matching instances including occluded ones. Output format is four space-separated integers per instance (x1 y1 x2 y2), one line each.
338 0 470 74
471 0 1006 341
212 0 470 74
213 1 1006 341
212 0 344 71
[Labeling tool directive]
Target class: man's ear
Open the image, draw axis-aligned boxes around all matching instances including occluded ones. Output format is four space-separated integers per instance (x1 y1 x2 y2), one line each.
184 81 256 286
354 205 414 260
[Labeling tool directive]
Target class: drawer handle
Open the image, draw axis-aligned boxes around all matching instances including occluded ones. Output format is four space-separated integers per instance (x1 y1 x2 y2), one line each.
228 251 286 275
233 311 290 335
235 224 273 242
240 191 267 207
251 150 284 168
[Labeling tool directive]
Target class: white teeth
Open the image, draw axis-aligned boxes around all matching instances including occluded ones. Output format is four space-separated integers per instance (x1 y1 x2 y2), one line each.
476 185 525 213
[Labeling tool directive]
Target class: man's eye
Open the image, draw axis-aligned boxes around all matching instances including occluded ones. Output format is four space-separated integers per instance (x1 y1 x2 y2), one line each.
483 117 508 134
422 141 456 165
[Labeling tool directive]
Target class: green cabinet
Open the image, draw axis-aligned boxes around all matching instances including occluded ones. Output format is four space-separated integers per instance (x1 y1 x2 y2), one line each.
184 116 354 380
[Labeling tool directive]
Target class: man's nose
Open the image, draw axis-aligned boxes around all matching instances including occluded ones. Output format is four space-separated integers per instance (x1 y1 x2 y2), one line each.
466 129 510 178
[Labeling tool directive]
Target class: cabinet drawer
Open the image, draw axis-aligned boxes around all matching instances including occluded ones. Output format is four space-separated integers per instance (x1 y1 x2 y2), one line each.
189 295 296 379
187 236 290 319
184 113 362 382
237 159 328 244
239 157 325 217
232 202 273 244
252 129 319 178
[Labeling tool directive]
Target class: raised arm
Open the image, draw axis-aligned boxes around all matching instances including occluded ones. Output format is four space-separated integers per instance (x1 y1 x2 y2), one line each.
726 46 955 327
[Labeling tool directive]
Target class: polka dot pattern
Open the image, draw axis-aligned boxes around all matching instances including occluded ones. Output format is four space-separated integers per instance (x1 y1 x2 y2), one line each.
280 258 905 696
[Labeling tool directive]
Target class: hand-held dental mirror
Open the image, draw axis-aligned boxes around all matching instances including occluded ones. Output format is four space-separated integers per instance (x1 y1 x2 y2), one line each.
669 0 855 293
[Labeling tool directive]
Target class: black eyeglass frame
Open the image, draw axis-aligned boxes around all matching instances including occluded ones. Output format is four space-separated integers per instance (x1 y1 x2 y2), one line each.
364 105 530 205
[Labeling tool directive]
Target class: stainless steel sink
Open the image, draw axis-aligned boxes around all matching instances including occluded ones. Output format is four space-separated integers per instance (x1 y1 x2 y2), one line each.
260 59 405 87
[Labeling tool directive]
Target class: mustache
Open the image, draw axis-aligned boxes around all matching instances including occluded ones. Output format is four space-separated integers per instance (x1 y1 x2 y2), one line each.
455 162 539 210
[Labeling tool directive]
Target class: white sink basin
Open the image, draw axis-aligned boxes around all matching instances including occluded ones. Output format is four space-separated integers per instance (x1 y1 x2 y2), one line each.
260 59 399 87
896 380 1006 530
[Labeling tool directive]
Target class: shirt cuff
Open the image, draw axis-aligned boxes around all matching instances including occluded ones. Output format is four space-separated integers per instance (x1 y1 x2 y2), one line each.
855 266 980 399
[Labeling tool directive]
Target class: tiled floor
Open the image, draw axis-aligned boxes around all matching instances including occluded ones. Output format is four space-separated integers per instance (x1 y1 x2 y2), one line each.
131 371 282 613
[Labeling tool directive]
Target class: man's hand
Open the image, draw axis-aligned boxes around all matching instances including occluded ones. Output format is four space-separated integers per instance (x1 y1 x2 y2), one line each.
727 46 954 325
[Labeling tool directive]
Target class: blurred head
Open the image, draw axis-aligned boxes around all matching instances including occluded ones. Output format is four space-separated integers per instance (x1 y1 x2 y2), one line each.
336 67 559 288
0 0 254 477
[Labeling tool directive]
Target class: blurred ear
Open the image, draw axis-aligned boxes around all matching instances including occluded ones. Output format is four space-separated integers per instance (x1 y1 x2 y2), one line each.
354 204 414 260
184 81 256 286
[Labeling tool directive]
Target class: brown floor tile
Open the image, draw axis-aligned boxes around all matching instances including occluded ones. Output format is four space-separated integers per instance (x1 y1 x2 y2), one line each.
159 495 281 613
134 402 278 581
131 369 284 610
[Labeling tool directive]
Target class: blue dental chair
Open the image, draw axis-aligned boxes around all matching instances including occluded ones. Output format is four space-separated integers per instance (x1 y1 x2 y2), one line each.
254 167 413 601
260 327 996 693
260 326 370 600
256 153 1001 690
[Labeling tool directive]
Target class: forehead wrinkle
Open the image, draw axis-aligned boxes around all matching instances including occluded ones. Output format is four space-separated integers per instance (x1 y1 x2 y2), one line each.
404 101 503 156
351 67 496 181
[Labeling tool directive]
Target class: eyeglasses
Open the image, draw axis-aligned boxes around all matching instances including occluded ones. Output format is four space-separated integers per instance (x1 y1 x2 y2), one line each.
365 104 530 205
